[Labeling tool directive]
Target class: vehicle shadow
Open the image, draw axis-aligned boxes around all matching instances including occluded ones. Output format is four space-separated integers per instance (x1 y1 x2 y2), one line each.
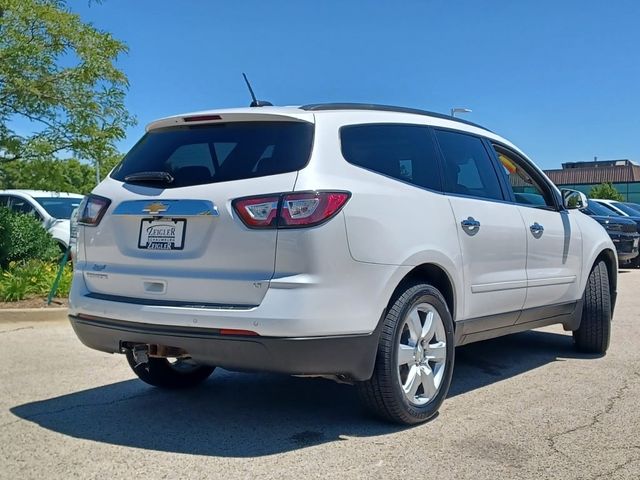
10 329 595 457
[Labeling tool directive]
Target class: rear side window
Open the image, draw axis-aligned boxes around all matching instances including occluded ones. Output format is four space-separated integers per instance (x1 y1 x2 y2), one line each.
435 130 504 201
340 124 442 191
34 197 82 219
111 122 314 188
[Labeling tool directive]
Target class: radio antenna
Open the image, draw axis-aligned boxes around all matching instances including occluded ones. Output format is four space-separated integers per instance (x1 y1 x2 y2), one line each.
242 73 273 107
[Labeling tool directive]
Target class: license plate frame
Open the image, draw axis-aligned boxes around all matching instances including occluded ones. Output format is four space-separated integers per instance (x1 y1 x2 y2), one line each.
138 218 186 250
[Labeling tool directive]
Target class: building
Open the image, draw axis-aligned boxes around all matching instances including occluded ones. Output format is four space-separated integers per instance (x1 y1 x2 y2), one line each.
544 159 640 203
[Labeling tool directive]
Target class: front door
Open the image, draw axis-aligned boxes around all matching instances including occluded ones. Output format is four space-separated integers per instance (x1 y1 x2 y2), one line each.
491 144 583 310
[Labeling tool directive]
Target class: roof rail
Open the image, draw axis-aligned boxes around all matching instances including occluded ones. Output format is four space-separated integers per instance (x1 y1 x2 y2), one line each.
299 103 490 132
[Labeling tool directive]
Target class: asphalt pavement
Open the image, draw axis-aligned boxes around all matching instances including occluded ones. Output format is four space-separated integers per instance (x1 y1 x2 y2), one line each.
1 270 639 479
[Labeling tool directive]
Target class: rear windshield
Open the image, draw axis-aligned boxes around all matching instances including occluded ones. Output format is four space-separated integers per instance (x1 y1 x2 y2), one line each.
111 121 314 188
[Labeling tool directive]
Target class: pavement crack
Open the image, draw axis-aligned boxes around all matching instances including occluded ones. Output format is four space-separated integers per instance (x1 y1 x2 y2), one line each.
13 390 156 423
546 371 639 459
591 457 640 480
0 326 34 334
0 418 23 430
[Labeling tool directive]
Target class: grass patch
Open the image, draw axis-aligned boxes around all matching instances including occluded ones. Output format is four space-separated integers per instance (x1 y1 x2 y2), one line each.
0 260 72 302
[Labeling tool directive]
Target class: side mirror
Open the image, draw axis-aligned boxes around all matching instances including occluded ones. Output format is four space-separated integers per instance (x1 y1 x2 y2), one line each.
561 189 588 210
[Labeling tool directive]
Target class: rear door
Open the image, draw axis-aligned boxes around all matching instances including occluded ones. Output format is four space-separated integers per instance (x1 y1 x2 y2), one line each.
82 117 314 306
434 129 527 321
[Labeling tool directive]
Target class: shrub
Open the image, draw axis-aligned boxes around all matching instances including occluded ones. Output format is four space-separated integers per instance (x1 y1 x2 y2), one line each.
0 207 59 268
0 208 10 264
0 268 32 302
588 183 624 201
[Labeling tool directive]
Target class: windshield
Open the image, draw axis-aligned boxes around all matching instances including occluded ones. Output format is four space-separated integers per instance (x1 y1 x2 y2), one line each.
584 200 621 217
111 121 314 188
34 197 83 219
611 202 640 216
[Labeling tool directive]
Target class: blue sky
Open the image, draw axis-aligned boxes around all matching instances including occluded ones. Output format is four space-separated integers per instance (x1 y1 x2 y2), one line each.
69 0 640 170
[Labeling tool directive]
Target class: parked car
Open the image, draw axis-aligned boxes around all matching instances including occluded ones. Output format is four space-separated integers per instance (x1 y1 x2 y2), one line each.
580 201 640 266
618 201 640 215
592 199 640 223
69 103 617 424
0 190 84 250
591 200 640 265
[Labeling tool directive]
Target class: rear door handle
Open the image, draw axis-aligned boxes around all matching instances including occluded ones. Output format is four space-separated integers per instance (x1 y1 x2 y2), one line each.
530 222 544 235
461 217 481 230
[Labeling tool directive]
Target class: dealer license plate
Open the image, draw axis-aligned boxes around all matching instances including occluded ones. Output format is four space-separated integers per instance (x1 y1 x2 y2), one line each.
138 219 186 250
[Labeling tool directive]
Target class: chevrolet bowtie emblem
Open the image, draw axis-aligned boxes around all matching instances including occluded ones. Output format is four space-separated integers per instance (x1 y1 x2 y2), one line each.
142 202 168 215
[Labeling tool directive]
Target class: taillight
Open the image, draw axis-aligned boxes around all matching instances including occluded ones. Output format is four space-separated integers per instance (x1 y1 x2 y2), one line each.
232 195 280 229
280 192 350 227
232 191 350 229
77 194 111 226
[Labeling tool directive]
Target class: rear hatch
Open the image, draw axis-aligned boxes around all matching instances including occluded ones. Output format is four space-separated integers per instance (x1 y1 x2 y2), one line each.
82 114 314 306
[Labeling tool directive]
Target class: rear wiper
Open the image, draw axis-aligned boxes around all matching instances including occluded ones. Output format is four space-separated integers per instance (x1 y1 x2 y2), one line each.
124 171 174 184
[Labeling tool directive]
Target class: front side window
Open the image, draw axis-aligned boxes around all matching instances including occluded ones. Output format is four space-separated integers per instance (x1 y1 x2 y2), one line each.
492 145 556 209
341 124 442 191
9 197 35 215
435 130 503 200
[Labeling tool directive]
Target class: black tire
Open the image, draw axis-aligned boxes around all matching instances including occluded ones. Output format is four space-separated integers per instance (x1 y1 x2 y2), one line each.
125 352 215 389
573 260 611 354
357 282 455 425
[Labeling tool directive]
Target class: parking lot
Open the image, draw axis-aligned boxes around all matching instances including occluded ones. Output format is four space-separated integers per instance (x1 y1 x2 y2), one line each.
1 270 639 480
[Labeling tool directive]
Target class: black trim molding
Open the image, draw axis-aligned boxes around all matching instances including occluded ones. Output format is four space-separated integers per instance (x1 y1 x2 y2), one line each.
454 301 583 346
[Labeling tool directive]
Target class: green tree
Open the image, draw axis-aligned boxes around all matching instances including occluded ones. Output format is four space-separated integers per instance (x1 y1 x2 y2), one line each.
588 183 624 201
0 151 123 194
0 157 94 193
0 0 135 166
97 150 122 179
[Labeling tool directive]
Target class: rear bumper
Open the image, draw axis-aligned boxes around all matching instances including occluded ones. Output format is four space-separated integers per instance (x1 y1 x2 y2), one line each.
69 258 408 337
69 314 381 381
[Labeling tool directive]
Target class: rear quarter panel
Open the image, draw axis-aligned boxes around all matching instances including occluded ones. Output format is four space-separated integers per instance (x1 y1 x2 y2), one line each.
294 113 465 320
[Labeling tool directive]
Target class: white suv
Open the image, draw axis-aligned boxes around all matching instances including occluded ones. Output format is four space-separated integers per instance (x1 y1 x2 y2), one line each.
0 190 84 250
69 104 617 424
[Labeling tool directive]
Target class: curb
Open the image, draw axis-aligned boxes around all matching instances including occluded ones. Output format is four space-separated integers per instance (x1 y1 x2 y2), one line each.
0 307 68 323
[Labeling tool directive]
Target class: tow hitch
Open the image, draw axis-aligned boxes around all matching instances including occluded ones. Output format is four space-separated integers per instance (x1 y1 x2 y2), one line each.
128 344 150 368
120 342 189 368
